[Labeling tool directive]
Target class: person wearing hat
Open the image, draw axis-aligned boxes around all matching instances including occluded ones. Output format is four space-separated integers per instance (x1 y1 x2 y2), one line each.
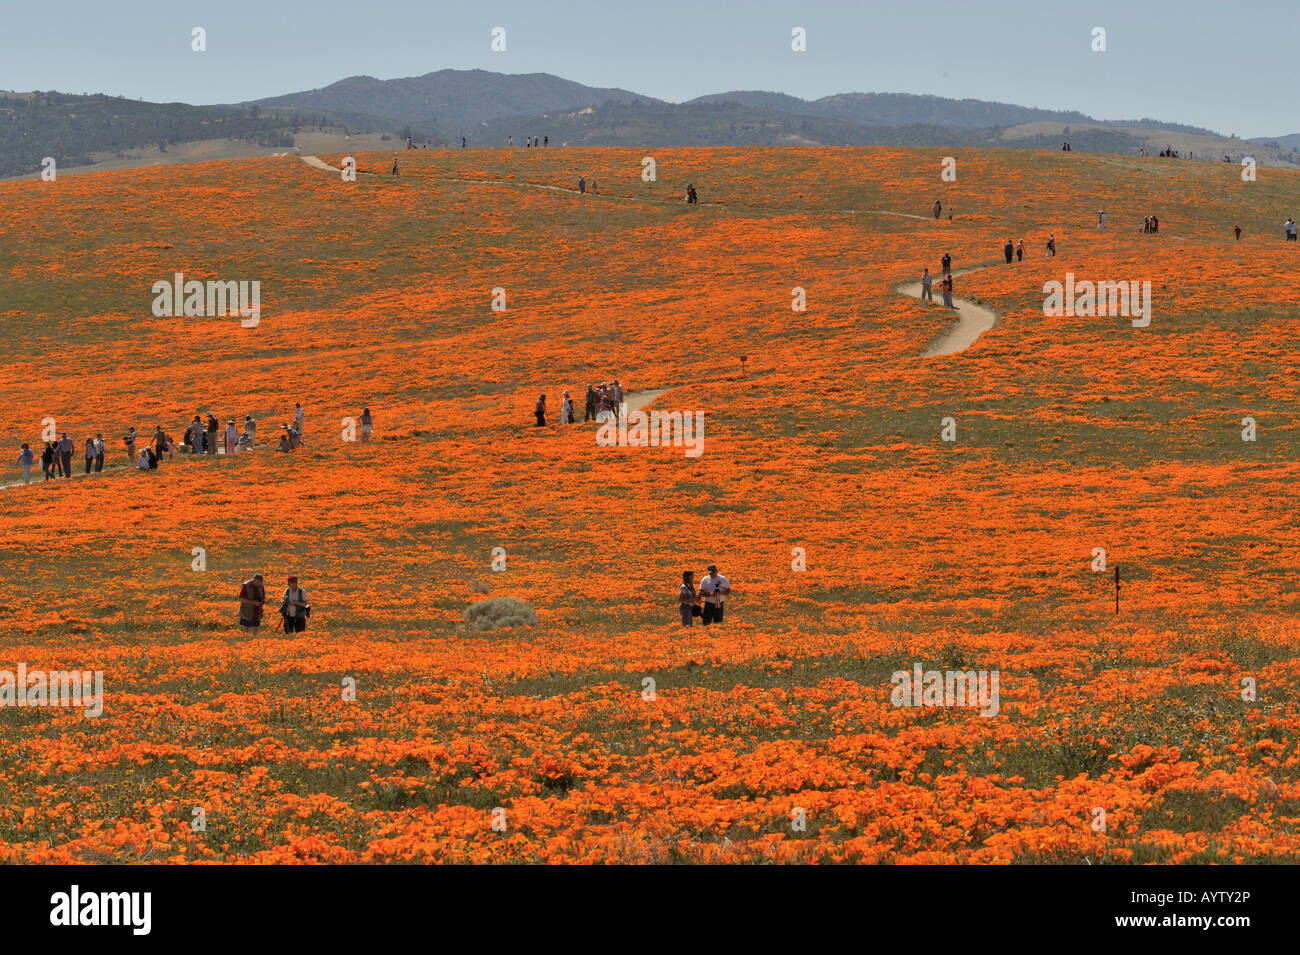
280 576 309 633
206 413 219 455
224 420 238 455
238 573 266 633
698 564 730 625
560 391 574 425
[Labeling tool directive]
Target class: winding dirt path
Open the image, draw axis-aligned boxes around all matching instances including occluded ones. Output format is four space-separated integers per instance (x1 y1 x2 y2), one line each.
896 265 1001 357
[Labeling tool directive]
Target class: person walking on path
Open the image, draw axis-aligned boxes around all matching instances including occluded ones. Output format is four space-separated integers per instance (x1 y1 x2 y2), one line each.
1098 210 1107 229
83 436 95 474
1016 239 1025 262
583 384 597 422
941 274 955 309
561 391 574 424
534 394 547 427
294 403 304 437
1286 217 1297 241
699 564 730 625
678 570 701 627
360 407 373 443
578 176 586 195
206 414 219 455
920 268 933 302
1046 233 1057 257
933 200 942 220
238 573 266 634
280 576 310 634
18 443 34 484
57 433 73 478
941 251 952 275
686 184 698 205
40 442 55 481
391 158 400 176
224 420 238 455
93 433 105 472
1234 224 1242 241
1004 239 1014 264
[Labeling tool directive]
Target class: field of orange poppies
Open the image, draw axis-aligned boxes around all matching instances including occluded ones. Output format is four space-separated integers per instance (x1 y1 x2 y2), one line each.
0 146 1297 863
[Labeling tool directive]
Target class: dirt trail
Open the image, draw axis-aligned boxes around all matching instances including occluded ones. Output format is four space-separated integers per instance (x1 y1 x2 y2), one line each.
896 265 1001 357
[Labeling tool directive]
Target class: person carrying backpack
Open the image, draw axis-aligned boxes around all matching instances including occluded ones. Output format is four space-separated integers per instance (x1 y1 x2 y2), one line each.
280 576 310 633
678 570 702 627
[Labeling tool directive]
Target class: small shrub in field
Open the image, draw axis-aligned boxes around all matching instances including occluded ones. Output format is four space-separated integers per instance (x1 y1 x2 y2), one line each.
467 578 490 594
464 596 538 630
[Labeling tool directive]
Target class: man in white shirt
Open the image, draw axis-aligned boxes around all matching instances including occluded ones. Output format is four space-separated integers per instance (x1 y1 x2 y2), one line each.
698 564 730 625
294 403 305 435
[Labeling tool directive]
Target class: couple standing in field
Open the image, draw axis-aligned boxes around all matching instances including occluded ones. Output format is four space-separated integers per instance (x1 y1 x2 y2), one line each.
238 574 311 635
678 565 730 627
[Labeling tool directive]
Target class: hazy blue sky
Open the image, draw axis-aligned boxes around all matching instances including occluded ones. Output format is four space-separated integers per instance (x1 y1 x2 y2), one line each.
0 0 1292 137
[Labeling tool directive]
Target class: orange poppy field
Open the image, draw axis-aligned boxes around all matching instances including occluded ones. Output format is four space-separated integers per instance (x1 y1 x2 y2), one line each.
0 146 1297 863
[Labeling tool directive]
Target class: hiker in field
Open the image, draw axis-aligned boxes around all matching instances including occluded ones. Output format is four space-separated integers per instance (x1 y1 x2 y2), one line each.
238 573 266 634
1151 216 1159 234
583 384 597 422
276 430 292 453
57 433 73 478
933 199 942 219
391 158 400 176
543 136 548 147
280 576 310 634
224 420 238 455
940 274 955 309
686 184 698 204
40 441 55 481
941 251 952 275
136 447 150 470
1003 239 1014 264
1234 224 1242 241
699 564 730 625
18 443 34 484
153 426 168 463
93 433 105 472
1016 239 1025 261
920 267 933 301
1286 217 1297 241
206 414 219 455
534 393 547 427
188 416 202 453
1046 233 1056 256
462 137 467 148
1098 210 1107 229
591 180 599 194
294 402 304 436
579 176 586 194
678 570 701 627
360 407 373 443
508 136 513 147
123 427 138 465
245 415 256 446
84 435 95 474
613 379 624 412
287 424 303 449
561 391 574 424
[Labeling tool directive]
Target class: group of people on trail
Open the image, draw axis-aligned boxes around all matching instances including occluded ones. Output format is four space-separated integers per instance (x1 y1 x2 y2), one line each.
238 573 311 635
678 565 731 626
921 266 955 309
1003 239 1027 263
11 402 326 486
578 176 599 194
534 381 625 427
1142 216 1161 234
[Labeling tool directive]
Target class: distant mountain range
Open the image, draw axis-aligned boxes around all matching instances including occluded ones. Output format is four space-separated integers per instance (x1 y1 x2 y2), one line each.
3 69 1298 179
